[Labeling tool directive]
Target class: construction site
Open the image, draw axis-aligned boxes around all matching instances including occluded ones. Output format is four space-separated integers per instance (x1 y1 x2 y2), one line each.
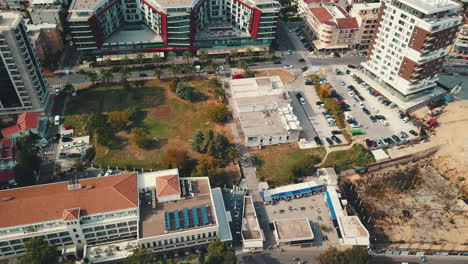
343 159 468 249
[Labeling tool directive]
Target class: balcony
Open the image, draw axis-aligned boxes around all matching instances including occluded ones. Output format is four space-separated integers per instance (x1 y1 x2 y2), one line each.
426 35 436 41
414 66 423 72
411 72 421 78
423 42 433 47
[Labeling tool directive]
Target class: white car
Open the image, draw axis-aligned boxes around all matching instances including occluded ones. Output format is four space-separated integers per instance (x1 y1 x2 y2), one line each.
380 119 389 126
358 102 365 108
54 115 60 125
287 50 292 55
73 140 86 147
340 81 346 86
351 122 361 128
61 144 72 150
104 170 114 176
372 107 379 113
283 65 293 69
299 97 305 105
402 116 409 123
348 91 354 97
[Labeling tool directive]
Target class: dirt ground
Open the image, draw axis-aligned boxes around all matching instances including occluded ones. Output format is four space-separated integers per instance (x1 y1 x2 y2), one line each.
388 100 468 193
255 69 295 84
147 105 176 121
351 160 468 246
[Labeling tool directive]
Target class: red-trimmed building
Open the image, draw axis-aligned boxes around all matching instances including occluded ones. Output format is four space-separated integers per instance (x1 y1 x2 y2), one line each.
68 0 279 60
1 112 47 139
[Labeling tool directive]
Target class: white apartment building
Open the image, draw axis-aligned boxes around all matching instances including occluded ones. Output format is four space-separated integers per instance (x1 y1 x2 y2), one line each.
349 2 381 51
0 12 50 115
362 0 463 102
0 169 232 262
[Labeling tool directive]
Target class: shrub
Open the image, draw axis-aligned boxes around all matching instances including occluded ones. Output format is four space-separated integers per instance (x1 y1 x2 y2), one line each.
169 79 179 92
126 106 140 121
206 103 229 123
162 149 188 169
108 111 128 130
130 128 150 148
175 83 197 101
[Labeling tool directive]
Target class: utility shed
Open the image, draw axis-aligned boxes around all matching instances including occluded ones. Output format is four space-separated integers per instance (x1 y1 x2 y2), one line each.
371 149 390 162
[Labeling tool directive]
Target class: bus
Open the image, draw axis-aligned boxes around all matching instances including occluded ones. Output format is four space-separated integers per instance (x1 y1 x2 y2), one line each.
350 129 363 136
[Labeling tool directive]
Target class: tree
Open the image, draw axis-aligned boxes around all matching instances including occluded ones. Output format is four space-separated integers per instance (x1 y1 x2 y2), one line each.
74 159 86 171
134 79 146 88
121 55 130 69
136 53 145 65
169 64 181 79
14 133 42 186
162 149 188 169
213 87 226 102
126 106 140 121
130 127 150 148
319 83 333 98
206 103 229 123
201 130 214 153
192 130 204 152
104 57 112 68
100 70 113 85
205 238 236 264
124 248 153 264
120 67 130 84
228 49 238 61
183 50 192 64
245 47 254 61
167 51 176 64
194 155 218 177
175 82 196 101
63 83 74 93
208 77 222 89
20 237 58 264
317 246 371 264
199 50 209 63
226 145 241 164
261 45 270 58
152 53 162 65
108 111 128 130
86 71 98 85
208 61 219 74
209 133 230 159
169 79 179 92
182 64 196 79
153 68 162 80
237 60 249 72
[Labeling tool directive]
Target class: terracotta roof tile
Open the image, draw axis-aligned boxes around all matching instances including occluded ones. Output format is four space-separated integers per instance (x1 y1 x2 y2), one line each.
1 125 20 138
156 174 180 197
17 112 39 131
63 208 80 221
309 7 334 23
0 138 13 148
0 173 138 228
336 17 359 29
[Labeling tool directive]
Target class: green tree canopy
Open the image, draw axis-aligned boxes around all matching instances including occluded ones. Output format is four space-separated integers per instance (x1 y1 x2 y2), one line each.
205 238 236 264
317 246 371 264
206 103 229 123
124 248 153 264
175 82 197 101
192 130 204 152
20 237 58 264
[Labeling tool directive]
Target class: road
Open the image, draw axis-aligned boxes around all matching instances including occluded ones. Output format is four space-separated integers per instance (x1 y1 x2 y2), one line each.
239 250 468 264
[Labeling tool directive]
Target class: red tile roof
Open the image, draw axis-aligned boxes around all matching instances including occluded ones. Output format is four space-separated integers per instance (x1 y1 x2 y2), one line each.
303 0 339 4
0 170 14 184
336 17 359 29
0 138 13 148
310 7 334 23
1 125 20 138
336 6 348 17
0 173 138 228
156 174 180 197
17 112 39 131
63 208 80 221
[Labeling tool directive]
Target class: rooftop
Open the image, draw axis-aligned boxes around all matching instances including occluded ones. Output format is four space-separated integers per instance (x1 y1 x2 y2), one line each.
351 2 381 11
230 76 284 99
241 196 263 240
336 17 359 29
273 218 314 242
156 174 180 197
1 112 41 137
0 173 138 228
398 0 461 14
104 24 162 45
262 181 324 200
139 177 215 238
340 215 370 238
211 188 233 242
238 106 302 137
309 7 334 23
0 12 21 30
195 21 250 40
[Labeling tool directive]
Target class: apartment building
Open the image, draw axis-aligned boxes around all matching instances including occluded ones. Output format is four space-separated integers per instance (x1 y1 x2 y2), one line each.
361 0 462 103
0 169 232 262
68 0 279 60
0 12 50 115
28 24 64 62
450 13 467 55
349 2 380 50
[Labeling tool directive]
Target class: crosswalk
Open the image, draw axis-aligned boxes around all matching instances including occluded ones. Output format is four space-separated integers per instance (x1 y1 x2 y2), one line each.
43 150 55 155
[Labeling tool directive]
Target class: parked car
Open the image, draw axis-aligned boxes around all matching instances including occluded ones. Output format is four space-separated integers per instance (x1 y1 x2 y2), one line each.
365 139 373 148
351 122 361 128
326 137 334 145
97 172 105 177
358 95 365 101
374 115 386 120
362 108 370 115
331 135 341 144
62 137 73 142
40 139 49 147
63 125 73 130
376 139 384 147
314 136 323 145
104 170 114 176
139 73 148 77
305 79 313 85
296 93 305 104
298 58 305 62
331 130 342 135
61 144 73 150
59 152 68 158
54 115 60 126
52 134 61 142
69 153 81 158
73 140 86 147
348 91 354 97
273 60 282 64
400 131 409 138
392 135 401 143
409 130 418 136
301 66 308 72
380 119 389 126
283 65 293 69
347 65 356 69
358 102 365 108
369 115 377 122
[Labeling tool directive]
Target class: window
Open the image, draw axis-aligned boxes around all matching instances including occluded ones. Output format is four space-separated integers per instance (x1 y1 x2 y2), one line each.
72 228 77 232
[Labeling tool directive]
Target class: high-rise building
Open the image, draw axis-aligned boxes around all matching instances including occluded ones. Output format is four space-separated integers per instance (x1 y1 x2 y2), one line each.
0 12 50 115
362 0 462 103
68 0 279 60
450 13 467 56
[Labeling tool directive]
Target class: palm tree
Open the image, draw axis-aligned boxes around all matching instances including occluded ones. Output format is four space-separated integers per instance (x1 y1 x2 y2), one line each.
229 49 238 61
208 61 219 74
261 46 270 58
169 64 181 79
153 68 162 80
136 53 145 65
167 51 176 65
152 53 162 65
199 50 208 63
86 71 98 85
226 145 241 164
183 64 195 79
208 77 222 88
245 48 253 62
213 87 226 102
121 56 130 69
100 69 113 85
183 51 192 64
104 57 112 69
237 60 249 72
120 67 129 84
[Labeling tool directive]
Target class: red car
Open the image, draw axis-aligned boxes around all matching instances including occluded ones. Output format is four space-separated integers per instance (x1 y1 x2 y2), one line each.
63 125 73 130
373 92 380 96
337 100 346 105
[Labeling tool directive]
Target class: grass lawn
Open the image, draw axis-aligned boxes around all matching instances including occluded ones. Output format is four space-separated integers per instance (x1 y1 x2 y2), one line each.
321 144 375 173
64 79 231 170
250 144 326 187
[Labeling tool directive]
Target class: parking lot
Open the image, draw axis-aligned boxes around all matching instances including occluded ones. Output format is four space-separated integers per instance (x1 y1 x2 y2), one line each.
324 66 419 143
263 194 340 247
56 127 90 169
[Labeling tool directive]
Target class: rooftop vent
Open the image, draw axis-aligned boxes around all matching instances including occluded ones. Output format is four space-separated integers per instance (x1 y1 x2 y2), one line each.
67 179 82 191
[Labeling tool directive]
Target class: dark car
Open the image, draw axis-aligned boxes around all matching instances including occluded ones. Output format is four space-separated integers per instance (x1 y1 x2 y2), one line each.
369 115 377 122
362 108 370 115
305 79 313 85
301 66 308 72
326 137 334 145
348 85 355 90
371 140 378 148
346 70 351 74
314 136 323 145
331 135 341 144
331 130 342 135
298 58 305 62
322 111 332 116
249 63 257 66
139 73 148 77
347 65 357 69
386 137 395 145
409 130 418 136
52 133 61 142
374 115 386 120
273 60 282 64
392 135 401 143
69 153 81 158
365 139 373 148
306 47 313 52
358 95 365 101
59 153 68 158
62 137 73 142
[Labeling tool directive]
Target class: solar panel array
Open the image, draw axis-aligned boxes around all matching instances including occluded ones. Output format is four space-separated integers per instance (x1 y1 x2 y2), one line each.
164 205 212 231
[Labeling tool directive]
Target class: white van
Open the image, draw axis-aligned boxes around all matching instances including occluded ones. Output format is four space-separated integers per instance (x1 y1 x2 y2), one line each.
54 115 60 125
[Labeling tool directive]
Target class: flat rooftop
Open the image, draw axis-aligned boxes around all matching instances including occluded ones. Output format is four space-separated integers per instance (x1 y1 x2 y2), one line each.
399 0 461 14
273 218 314 242
241 196 263 240
72 0 102 10
196 21 250 40
139 178 215 238
0 12 21 30
230 76 284 99
340 216 369 238
239 108 299 137
104 24 162 45
352 2 381 10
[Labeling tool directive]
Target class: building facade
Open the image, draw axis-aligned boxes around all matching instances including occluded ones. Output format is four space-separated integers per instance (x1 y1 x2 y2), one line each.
349 2 380 51
0 12 50 115
450 13 468 56
68 0 279 59
28 24 64 62
362 0 462 102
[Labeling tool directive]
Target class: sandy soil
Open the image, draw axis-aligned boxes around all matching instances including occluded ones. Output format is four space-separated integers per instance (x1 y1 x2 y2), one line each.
147 105 176 121
255 69 294 84
388 100 468 191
